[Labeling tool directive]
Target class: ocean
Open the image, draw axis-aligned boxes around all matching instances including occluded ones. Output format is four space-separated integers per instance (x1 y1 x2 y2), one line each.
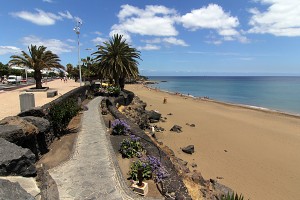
147 76 300 115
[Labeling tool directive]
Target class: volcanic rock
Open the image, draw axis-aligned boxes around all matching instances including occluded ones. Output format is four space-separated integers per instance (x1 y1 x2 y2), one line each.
182 145 194 154
170 125 182 133
0 138 36 177
0 179 35 200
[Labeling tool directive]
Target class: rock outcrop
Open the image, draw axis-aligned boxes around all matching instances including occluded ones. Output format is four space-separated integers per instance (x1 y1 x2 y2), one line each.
0 116 52 157
0 138 36 177
0 116 38 145
0 179 35 200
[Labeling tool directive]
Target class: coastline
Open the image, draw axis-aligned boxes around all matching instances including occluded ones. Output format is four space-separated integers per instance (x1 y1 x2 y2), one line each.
125 83 300 200
147 84 300 119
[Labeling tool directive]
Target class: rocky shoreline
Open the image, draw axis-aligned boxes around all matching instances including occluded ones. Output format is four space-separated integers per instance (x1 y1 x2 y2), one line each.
121 95 234 199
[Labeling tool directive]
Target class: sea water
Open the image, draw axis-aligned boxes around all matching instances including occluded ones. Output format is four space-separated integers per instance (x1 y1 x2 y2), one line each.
148 76 300 115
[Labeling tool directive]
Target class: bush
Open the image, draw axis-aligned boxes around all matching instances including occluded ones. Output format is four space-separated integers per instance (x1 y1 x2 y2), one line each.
219 192 246 200
119 135 144 158
129 160 152 181
107 86 120 96
129 156 168 183
112 119 130 135
48 98 81 135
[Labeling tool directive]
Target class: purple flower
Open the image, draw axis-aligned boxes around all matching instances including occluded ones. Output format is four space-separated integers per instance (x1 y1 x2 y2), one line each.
112 119 131 135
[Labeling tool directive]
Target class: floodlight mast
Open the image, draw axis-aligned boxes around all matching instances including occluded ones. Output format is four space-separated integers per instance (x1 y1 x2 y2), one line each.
74 20 82 86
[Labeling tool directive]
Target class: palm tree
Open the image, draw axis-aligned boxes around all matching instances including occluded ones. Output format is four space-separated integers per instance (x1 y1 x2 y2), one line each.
9 45 63 89
92 34 141 90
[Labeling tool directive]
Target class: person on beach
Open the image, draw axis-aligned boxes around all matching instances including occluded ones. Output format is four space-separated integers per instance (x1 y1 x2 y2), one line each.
163 97 167 104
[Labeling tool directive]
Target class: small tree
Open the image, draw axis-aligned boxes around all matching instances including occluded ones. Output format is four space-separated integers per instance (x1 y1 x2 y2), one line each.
9 45 63 89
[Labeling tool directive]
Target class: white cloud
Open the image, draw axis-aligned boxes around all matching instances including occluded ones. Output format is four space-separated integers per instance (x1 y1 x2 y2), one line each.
143 37 188 46
162 37 188 46
21 35 74 54
111 4 178 37
94 31 102 35
43 0 53 3
180 4 247 43
66 39 75 43
0 46 21 55
137 44 161 51
181 4 239 31
11 9 62 25
248 0 300 36
109 29 132 43
11 9 77 26
92 37 106 45
58 11 73 19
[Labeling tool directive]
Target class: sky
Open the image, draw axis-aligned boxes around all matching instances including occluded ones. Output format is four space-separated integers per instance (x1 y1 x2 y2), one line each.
0 0 300 76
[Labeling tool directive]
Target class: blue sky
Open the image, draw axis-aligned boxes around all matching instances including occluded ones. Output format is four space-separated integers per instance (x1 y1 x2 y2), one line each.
0 0 299 76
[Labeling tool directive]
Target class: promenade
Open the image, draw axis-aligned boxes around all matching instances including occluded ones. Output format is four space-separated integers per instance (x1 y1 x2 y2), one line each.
49 97 137 199
0 80 144 199
0 79 80 120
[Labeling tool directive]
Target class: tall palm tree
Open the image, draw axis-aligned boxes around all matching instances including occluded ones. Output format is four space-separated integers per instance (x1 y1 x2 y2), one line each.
92 34 141 90
9 45 63 89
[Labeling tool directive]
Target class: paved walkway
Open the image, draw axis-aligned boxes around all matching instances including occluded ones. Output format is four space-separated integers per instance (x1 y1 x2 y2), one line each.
49 97 135 200
0 79 80 120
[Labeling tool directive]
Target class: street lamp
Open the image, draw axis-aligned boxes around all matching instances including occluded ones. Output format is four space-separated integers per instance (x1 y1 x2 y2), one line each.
73 20 82 86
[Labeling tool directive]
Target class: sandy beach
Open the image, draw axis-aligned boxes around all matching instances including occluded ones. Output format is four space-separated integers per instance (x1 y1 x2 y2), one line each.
0 79 80 120
125 84 300 200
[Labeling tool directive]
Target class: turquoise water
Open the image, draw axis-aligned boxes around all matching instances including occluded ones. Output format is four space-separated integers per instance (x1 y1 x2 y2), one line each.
148 76 300 115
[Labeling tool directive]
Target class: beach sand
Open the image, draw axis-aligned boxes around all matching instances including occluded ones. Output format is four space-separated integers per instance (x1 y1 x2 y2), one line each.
125 84 300 200
0 79 80 120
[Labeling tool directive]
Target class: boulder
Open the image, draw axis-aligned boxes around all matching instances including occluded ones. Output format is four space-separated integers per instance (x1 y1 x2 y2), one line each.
147 110 161 121
0 138 36 177
182 145 194 154
22 116 50 133
0 179 35 200
170 125 182 133
0 125 24 144
0 116 38 137
17 107 46 118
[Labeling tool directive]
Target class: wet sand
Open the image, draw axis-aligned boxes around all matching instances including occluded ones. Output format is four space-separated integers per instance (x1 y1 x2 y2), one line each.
0 79 80 120
126 84 300 200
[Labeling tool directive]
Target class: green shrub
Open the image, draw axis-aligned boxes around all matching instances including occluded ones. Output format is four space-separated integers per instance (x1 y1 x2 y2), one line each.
219 192 246 200
107 86 120 96
119 135 144 158
48 98 81 135
129 160 152 181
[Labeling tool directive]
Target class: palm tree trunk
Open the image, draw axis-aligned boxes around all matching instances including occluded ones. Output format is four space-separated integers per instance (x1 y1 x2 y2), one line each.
113 75 120 88
34 70 43 89
119 77 125 91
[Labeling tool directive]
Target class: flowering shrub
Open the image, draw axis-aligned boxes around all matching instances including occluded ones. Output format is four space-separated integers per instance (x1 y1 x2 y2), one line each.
119 135 144 158
129 155 169 183
129 160 152 181
112 119 130 135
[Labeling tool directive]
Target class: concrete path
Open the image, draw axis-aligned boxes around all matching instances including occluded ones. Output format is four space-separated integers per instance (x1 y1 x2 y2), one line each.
49 97 135 200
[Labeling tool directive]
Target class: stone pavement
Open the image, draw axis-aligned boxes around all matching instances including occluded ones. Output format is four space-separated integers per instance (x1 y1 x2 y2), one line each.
49 97 138 200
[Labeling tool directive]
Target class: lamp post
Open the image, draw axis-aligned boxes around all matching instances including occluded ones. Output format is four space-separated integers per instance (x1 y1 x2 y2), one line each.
73 20 82 86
